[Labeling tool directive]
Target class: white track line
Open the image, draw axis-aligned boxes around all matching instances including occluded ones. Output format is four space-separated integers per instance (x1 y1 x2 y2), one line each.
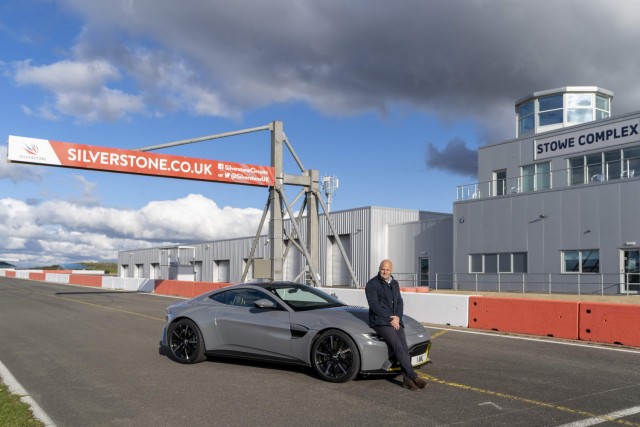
556 405 640 426
0 359 57 427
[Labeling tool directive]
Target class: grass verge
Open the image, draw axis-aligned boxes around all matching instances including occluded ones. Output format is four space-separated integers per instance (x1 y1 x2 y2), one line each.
0 382 44 426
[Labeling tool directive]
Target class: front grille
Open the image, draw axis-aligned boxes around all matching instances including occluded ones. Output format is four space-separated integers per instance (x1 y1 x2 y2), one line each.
409 342 429 357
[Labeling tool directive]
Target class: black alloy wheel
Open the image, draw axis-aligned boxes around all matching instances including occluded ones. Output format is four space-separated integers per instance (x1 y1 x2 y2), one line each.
311 329 360 383
168 319 206 364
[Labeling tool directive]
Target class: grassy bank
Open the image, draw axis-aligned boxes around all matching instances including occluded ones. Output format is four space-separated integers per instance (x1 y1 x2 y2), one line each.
0 383 44 426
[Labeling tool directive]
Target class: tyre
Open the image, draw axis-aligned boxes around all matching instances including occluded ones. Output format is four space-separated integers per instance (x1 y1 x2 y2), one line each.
167 318 206 364
311 329 360 383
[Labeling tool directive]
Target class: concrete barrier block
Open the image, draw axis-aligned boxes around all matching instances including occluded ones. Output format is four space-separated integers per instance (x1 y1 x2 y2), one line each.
579 302 640 347
469 297 579 340
403 293 470 327
69 274 103 287
45 273 70 284
319 288 470 327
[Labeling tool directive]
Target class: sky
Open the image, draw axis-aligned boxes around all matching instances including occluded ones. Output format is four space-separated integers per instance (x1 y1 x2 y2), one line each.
2 0 640 267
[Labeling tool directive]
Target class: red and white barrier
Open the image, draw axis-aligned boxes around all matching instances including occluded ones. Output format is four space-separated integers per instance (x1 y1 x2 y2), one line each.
2 272 639 348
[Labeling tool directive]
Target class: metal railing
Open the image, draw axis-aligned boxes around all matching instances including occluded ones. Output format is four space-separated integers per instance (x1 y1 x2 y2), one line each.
395 272 639 296
456 157 639 201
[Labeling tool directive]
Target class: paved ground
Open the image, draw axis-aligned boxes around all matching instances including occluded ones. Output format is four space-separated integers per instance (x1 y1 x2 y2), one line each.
1 277 639 426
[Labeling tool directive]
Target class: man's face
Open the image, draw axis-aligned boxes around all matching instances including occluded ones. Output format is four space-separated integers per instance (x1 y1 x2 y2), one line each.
379 262 392 280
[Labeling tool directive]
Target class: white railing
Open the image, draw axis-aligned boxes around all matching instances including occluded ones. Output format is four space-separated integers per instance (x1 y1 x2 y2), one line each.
456 157 638 201
406 272 639 296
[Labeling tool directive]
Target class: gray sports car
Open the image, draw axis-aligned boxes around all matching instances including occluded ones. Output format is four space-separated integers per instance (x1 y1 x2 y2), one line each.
161 281 431 382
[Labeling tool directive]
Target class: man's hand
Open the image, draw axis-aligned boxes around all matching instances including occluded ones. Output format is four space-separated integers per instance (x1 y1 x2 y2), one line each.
390 315 400 330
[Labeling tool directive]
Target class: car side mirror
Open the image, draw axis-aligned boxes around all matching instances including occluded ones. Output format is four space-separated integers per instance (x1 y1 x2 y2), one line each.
254 299 277 309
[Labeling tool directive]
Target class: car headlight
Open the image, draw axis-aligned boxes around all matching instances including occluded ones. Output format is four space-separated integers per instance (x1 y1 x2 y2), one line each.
362 333 385 341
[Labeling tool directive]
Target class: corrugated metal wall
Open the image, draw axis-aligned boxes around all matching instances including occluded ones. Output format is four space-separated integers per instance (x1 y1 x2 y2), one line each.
118 206 453 287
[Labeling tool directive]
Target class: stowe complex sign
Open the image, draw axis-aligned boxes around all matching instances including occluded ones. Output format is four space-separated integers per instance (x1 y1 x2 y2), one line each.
534 118 640 160
7 135 275 186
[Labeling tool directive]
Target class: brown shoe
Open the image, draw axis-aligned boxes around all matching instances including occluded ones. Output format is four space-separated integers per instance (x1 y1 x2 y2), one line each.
402 379 421 391
413 376 427 389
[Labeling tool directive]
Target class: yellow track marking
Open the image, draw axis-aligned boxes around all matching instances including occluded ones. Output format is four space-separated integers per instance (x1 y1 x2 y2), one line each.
45 292 166 321
9 284 167 322
416 373 640 426
429 329 449 340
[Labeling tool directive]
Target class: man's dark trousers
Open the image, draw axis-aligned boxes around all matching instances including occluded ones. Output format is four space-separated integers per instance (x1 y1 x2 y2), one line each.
373 325 415 382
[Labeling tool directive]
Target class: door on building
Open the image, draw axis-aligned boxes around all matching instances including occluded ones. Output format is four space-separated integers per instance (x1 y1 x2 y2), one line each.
419 257 429 287
493 169 507 196
194 261 203 282
327 234 351 286
623 250 640 293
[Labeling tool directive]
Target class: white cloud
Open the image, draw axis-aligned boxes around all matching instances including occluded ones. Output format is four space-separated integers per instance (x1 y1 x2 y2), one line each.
13 59 145 122
14 59 120 93
0 194 263 267
0 146 45 182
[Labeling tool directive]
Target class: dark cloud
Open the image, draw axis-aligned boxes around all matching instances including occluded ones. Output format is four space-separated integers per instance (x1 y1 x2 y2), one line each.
426 139 477 178
27 1 640 141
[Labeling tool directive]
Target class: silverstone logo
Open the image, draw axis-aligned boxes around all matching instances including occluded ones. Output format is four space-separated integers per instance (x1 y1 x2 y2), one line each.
17 142 47 162
24 143 39 156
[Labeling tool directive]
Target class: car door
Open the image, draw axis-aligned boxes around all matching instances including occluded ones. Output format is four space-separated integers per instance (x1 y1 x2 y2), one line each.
213 288 293 360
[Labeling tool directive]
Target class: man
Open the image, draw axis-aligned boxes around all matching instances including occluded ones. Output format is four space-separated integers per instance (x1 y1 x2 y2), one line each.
365 259 426 391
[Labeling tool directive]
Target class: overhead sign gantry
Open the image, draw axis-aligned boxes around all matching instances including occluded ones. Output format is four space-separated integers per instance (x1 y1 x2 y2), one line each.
6 121 359 287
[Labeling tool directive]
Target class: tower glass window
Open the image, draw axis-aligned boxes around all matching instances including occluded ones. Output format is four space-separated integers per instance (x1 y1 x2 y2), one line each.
538 94 564 126
515 87 613 137
518 100 534 135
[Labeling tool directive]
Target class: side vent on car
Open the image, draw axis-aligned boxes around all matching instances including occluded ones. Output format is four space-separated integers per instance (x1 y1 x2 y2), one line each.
290 324 309 339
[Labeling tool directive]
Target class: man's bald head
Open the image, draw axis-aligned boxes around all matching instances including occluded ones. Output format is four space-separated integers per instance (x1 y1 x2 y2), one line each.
379 259 393 280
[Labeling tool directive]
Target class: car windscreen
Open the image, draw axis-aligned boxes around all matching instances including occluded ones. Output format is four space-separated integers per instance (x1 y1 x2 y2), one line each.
267 284 344 312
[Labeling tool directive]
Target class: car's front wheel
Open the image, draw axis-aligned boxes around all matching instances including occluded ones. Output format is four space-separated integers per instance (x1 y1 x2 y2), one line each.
167 319 206 364
311 329 360 383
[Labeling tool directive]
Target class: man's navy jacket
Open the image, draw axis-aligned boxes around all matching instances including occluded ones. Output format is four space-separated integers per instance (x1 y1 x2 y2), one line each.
365 274 405 328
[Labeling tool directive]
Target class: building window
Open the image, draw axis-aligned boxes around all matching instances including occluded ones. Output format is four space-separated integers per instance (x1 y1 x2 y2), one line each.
469 253 528 273
566 93 593 123
568 156 586 185
538 94 563 126
623 146 640 178
586 153 603 181
521 162 551 192
604 149 622 180
470 254 483 273
563 250 600 273
569 147 640 183
513 253 528 273
595 95 610 120
485 254 498 273
518 100 534 134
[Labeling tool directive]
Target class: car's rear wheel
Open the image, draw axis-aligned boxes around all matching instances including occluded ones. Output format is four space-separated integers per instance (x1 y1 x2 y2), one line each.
168 319 206 364
311 329 360 383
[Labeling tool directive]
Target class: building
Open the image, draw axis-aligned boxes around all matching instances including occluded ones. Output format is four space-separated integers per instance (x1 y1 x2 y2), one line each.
118 206 453 288
454 86 639 294
119 86 640 294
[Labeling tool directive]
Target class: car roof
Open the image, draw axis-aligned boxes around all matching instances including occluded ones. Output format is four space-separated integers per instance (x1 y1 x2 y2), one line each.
242 281 307 289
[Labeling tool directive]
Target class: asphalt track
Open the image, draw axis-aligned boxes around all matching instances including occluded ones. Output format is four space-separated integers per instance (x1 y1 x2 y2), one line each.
1 277 639 427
